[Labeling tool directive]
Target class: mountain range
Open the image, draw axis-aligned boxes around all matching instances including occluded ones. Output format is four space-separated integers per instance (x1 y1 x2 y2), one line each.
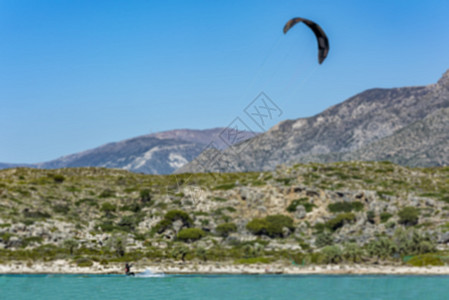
3 69 449 174
0 129 257 175
177 69 449 173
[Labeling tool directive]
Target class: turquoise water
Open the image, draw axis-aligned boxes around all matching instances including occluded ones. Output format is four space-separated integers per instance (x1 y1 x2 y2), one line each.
1 274 448 300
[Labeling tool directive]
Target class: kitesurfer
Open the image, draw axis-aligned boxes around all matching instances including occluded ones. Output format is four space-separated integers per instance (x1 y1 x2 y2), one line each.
125 262 135 276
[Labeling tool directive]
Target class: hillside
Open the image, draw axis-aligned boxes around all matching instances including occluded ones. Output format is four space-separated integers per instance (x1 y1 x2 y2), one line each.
1 163 449 267
1 128 257 175
177 70 449 174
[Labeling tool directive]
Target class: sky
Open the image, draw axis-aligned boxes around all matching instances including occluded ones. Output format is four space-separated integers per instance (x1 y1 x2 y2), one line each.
1 0 449 163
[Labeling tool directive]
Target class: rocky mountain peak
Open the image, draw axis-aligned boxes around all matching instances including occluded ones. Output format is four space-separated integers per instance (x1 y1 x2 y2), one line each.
437 69 449 88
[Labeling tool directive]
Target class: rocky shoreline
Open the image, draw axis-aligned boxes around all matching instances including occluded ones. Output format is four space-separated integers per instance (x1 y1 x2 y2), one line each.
2 261 449 275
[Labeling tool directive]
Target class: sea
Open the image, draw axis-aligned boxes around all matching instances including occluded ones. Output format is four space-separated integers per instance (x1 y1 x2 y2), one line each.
1 273 448 299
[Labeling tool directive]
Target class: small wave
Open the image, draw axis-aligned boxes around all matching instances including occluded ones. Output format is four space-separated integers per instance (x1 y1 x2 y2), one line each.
134 269 165 278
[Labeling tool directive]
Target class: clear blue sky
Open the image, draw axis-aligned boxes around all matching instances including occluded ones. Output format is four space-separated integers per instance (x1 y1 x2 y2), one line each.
1 0 449 163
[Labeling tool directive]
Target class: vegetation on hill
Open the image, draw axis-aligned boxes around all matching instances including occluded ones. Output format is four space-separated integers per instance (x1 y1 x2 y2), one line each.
1 161 449 266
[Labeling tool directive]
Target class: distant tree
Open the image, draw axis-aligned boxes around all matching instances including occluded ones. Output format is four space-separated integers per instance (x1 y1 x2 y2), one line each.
215 222 237 238
63 239 78 255
140 189 152 204
171 244 189 262
320 245 343 264
398 207 419 226
107 234 127 257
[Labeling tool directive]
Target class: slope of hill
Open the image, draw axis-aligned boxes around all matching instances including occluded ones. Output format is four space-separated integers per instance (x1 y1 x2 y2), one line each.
1 162 449 267
1 128 257 175
177 70 449 173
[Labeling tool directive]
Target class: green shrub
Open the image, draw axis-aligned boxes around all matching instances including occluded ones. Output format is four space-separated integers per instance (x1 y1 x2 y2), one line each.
214 183 236 190
380 212 393 223
100 202 116 214
153 219 172 234
117 216 137 231
394 228 435 255
328 202 364 213
177 228 206 242
343 243 364 263
320 245 343 264
171 244 189 261
234 257 272 264
215 222 237 237
23 209 51 219
315 232 333 248
63 239 78 255
398 207 419 226
140 189 152 204
246 215 294 238
246 218 269 235
165 210 193 226
265 215 294 232
120 202 141 213
51 174 66 183
99 189 115 198
53 204 70 214
153 210 193 234
365 237 396 259
76 257 93 267
75 198 98 207
407 254 444 267
314 222 326 233
326 213 356 231
287 198 316 213
98 221 115 232
367 210 375 224
1 232 13 242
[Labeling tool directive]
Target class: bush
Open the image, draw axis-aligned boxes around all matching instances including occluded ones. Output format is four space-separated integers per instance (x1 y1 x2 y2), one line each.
51 174 66 183
165 210 193 226
398 207 419 226
315 232 333 248
343 243 364 263
76 257 93 267
23 209 51 219
407 254 444 267
246 215 294 238
246 218 269 235
265 215 294 236
234 257 272 264
177 228 206 242
99 189 115 198
120 202 141 213
366 210 376 224
153 210 193 234
328 202 364 213
380 212 393 223
98 221 115 232
100 202 116 214
215 222 237 237
320 245 343 264
314 222 326 233
287 198 315 213
171 244 189 261
53 204 70 214
117 216 137 231
140 189 152 204
394 228 435 255
365 237 396 260
325 213 356 231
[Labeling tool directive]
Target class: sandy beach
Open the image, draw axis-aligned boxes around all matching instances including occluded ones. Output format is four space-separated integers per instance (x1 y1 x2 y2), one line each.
1 261 449 275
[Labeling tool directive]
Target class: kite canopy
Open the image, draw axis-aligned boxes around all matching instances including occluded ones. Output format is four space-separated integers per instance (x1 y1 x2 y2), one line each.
283 17 329 64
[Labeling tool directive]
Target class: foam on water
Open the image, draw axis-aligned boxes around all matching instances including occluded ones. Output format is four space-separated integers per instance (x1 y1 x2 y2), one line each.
134 268 165 278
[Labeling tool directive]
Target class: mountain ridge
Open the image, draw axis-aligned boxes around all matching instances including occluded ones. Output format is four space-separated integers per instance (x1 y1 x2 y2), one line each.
1 128 257 174
177 69 449 173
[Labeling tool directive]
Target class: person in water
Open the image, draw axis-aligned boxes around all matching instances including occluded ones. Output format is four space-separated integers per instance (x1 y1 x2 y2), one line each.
125 263 135 276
